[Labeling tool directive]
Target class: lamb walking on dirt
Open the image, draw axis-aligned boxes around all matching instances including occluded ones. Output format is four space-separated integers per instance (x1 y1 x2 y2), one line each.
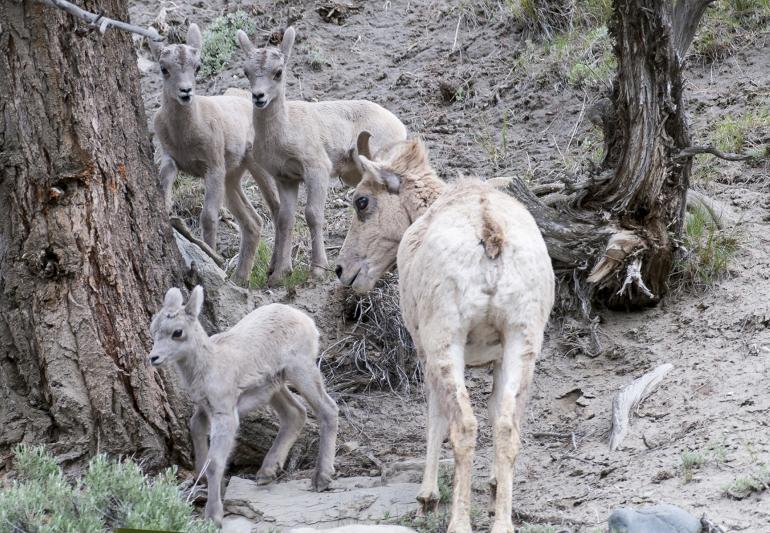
148 286 338 527
150 23 280 286
335 135 555 533
236 26 407 286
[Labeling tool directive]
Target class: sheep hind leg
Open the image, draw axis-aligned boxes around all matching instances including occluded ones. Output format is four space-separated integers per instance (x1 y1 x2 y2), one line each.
489 330 537 533
426 344 475 533
255 385 307 485
203 413 238 527
417 384 449 514
190 406 210 480
201 167 226 250
245 159 280 221
289 367 338 491
303 170 330 279
225 171 263 287
268 180 299 286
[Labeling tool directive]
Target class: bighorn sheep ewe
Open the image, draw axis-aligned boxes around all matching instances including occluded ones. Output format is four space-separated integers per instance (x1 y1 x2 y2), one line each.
336 136 555 533
150 24 280 286
148 286 338 526
236 26 407 286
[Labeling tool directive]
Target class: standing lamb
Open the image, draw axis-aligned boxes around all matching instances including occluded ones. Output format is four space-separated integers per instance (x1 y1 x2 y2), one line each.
150 24 280 286
148 286 338 527
236 26 407 286
335 136 555 533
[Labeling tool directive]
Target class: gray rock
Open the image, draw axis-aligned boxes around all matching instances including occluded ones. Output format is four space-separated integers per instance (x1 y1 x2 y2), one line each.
289 526 418 532
609 504 702 533
224 476 421 529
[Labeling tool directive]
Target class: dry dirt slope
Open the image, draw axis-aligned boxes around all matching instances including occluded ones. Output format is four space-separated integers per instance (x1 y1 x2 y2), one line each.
128 1 770 530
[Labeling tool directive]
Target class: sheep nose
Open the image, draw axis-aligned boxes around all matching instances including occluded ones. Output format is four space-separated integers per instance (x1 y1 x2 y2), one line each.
150 355 159 364
252 92 265 103
335 265 343 279
179 87 192 94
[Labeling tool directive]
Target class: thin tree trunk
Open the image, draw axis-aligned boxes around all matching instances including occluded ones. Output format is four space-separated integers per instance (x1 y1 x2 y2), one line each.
0 0 189 469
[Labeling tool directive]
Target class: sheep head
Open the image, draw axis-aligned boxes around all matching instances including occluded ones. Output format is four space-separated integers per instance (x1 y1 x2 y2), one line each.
237 26 295 110
335 133 418 294
150 23 203 105
148 286 205 366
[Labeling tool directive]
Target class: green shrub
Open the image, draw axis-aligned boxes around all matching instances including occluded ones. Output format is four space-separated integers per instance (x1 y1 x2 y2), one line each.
0 445 216 533
200 11 256 78
676 204 740 288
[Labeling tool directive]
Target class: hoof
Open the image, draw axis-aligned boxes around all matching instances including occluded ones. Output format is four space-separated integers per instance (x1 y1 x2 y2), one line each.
230 272 249 288
311 469 333 491
416 492 439 514
267 269 291 287
205 504 223 528
490 523 514 533
310 266 326 280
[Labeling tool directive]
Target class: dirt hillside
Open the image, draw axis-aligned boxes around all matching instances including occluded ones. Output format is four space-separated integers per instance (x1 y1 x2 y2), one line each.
129 1 770 530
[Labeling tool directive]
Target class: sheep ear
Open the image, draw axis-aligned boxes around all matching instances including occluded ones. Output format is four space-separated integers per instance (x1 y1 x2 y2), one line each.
359 155 401 194
280 27 296 61
356 131 372 159
149 38 164 60
163 287 183 309
236 29 254 53
185 286 204 317
186 23 202 49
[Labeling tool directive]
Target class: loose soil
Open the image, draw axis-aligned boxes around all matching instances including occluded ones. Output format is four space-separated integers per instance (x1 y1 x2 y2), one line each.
128 1 770 530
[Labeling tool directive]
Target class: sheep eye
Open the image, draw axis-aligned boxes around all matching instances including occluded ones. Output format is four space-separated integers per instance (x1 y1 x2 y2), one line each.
160 66 169 76
355 196 369 211
172 329 183 339
195 65 201 74
274 69 283 80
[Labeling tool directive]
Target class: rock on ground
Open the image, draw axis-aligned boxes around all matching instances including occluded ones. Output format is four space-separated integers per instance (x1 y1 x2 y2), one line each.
609 504 702 533
289 526 418 532
223 476 421 530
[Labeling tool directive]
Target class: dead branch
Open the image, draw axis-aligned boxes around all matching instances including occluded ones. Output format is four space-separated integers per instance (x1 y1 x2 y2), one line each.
37 0 163 41
170 217 225 268
609 363 673 451
700 514 727 533
676 145 756 162
670 0 717 58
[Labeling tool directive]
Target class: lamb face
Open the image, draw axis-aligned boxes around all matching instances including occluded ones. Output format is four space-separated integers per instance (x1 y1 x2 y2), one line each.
148 286 204 366
237 27 294 109
336 156 410 294
151 24 202 106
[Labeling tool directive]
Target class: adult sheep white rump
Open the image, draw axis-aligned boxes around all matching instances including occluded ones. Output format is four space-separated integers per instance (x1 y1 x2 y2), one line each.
335 136 555 533
236 26 407 286
148 286 338 527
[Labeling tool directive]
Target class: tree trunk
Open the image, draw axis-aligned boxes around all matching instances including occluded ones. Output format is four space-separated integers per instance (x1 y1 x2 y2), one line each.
0 0 190 470
504 0 713 312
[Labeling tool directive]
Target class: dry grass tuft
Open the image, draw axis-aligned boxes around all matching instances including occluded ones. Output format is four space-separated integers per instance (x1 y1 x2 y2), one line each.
321 273 420 394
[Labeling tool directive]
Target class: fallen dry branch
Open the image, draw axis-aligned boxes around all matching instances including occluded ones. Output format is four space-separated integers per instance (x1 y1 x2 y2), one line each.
609 363 673 451
170 216 225 268
687 189 737 229
676 145 756 162
37 0 162 41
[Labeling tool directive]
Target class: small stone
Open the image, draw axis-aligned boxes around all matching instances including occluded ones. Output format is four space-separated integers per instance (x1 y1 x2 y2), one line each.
609 504 701 533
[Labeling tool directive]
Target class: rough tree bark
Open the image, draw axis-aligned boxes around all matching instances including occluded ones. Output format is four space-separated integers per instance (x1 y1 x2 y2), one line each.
0 0 190 470
505 0 714 311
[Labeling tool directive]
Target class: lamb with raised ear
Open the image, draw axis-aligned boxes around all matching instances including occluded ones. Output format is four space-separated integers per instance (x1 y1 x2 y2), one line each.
335 135 555 533
149 23 280 286
148 286 338 527
236 26 407 286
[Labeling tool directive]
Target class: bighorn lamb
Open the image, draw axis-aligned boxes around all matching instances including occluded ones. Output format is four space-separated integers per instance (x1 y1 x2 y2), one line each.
236 26 407 286
336 136 555 533
148 286 338 526
150 24 280 286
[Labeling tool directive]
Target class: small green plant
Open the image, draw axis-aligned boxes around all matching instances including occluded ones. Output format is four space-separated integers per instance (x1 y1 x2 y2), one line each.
0 445 217 533
249 240 273 288
676 204 740 288
437 465 453 504
474 112 510 170
711 109 770 153
723 465 770 499
304 45 328 71
200 11 256 78
681 450 708 482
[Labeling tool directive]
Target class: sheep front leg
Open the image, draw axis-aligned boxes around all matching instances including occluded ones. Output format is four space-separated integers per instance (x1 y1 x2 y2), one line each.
256 385 307 485
204 413 238 527
159 154 178 214
291 368 339 491
201 166 226 251
303 169 330 279
190 406 210 479
268 179 299 286
490 331 537 533
417 381 449 514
